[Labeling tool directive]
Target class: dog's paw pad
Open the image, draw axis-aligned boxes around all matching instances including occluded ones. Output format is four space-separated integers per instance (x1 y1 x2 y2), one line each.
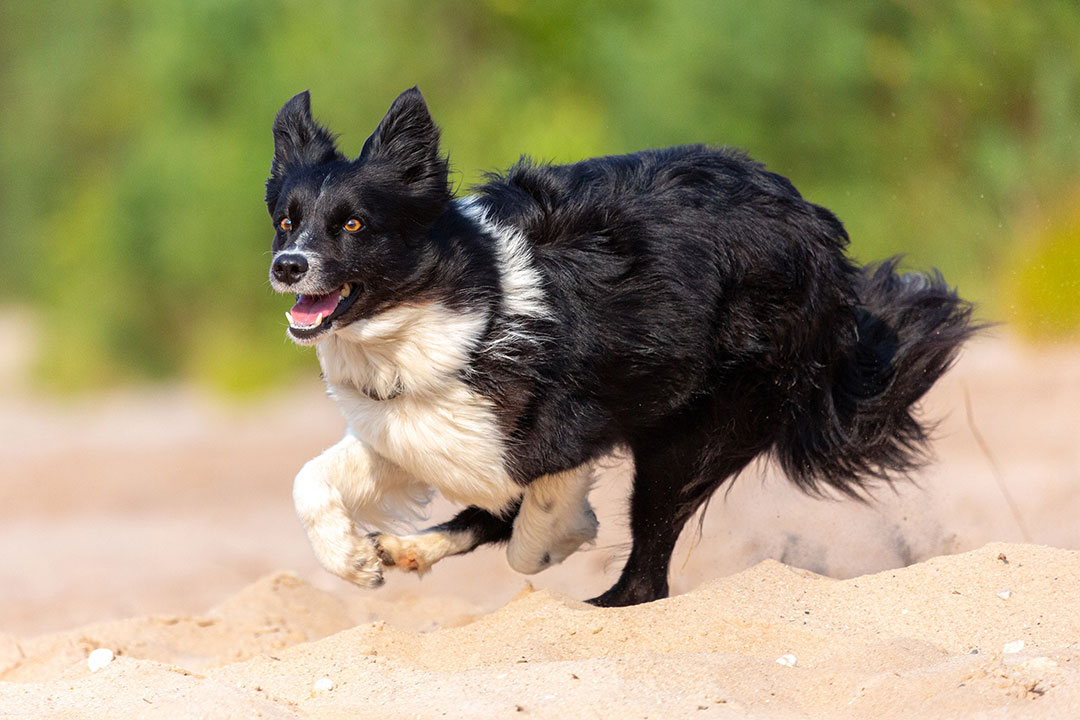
398 550 421 572
370 534 397 567
370 534 432 574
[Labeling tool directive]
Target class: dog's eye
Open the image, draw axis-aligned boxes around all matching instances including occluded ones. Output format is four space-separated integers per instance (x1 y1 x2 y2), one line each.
279 217 292 232
343 218 363 233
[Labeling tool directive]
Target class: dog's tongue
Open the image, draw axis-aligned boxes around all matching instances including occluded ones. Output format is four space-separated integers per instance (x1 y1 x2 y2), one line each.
290 291 339 325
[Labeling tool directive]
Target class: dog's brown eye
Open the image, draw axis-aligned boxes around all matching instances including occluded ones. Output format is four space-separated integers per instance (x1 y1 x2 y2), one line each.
280 217 292 232
344 218 362 233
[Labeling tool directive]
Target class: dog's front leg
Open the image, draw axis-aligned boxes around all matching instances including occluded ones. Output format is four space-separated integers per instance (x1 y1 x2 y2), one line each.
293 432 403 588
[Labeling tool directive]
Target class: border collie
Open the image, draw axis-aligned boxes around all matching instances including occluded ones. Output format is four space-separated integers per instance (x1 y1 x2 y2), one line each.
266 88 976 607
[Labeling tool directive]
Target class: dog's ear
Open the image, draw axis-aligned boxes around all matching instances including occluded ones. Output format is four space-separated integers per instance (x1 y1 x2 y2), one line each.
266 91 343 211
269 91 342 179
358 87 449 194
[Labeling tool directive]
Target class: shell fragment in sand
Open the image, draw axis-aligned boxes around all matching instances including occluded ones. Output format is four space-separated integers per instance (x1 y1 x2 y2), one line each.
776 654 797 667
313 676 334 693
87 648 114 672
997 589 1012 600
1002 640 1025 654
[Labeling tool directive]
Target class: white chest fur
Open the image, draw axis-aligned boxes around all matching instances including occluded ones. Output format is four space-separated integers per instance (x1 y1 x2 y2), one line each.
317 303 522 514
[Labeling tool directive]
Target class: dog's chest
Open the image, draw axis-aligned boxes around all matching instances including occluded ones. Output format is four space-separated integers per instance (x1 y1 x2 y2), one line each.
317 304 521 513
331 383 519 511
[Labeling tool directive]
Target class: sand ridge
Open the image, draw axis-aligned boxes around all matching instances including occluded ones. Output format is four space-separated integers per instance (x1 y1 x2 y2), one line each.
2 543 1079 719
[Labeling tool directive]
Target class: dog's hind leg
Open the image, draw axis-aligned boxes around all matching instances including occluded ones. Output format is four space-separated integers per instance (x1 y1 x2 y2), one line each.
371 503 518 574
589 423 754 607
506 464 598 575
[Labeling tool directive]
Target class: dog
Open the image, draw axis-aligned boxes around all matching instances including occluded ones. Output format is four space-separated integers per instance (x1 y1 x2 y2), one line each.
265 87 977 607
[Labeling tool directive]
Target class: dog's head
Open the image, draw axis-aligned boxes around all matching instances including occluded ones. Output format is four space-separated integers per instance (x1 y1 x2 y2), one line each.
265 88 451 345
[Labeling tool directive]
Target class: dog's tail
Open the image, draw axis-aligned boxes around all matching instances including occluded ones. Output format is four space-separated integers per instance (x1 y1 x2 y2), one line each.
775 257 979 497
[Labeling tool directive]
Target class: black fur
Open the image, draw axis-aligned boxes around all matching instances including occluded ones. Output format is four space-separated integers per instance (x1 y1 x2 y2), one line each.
266 89 978 607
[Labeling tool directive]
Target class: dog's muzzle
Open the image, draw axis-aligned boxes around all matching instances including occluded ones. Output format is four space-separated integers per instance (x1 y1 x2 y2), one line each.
272 252 309 286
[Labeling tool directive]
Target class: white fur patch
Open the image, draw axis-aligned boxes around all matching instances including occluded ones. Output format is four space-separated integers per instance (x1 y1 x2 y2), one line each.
507 463 598 575
294 227 315 250
319 303 486 399
294 431 430 530
292 432 429 587
373 529 477 574
318 303 522 515
458 196 548 319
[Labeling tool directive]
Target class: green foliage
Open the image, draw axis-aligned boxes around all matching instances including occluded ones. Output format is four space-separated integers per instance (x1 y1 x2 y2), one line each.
1003 197 1080 340
2 1 1078 392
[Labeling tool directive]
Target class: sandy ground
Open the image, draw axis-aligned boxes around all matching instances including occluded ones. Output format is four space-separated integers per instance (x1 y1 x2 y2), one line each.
0 334 1078 718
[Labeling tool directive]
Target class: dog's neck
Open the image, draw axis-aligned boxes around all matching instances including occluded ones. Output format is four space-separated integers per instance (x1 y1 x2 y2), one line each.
316 302 489 401
314 199 550 404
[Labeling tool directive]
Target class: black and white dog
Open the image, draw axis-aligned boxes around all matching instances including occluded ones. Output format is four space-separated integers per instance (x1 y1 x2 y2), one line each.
266 88 976 607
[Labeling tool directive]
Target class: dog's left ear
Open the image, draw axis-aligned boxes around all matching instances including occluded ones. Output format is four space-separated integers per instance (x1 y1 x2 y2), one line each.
358 87 449 195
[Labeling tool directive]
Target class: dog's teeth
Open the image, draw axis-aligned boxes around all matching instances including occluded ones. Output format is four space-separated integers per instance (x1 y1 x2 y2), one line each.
285 311 294 325
315 312 324 325
340 284 351 299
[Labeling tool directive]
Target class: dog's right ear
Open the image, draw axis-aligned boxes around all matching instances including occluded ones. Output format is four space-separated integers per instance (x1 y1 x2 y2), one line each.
269 92 343 177
266 91 343 211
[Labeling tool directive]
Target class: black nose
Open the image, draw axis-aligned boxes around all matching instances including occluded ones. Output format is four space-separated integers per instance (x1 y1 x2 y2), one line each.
272 253 309 284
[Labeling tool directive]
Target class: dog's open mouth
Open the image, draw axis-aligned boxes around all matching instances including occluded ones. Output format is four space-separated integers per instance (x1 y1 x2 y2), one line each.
285 283 359 340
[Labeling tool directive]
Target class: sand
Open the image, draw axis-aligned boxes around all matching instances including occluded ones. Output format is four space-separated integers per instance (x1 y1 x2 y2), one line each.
1 335 1079 718
2 545 1080 718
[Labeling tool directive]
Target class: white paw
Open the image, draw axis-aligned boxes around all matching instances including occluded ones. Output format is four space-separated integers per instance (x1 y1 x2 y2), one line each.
370 531 467 575
325 534 385 588
371 533 427 573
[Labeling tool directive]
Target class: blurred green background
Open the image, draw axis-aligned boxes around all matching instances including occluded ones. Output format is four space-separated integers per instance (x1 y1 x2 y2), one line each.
2 0 1078 394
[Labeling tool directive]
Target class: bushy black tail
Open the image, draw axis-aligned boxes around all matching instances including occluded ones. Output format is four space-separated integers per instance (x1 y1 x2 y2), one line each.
776 258 980 497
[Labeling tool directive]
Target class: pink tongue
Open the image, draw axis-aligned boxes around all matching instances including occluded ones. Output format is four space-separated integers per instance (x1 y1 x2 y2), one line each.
290 291 340 325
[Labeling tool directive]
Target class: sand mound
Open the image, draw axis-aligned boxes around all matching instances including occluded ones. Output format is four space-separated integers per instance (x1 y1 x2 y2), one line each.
2 542 1079 719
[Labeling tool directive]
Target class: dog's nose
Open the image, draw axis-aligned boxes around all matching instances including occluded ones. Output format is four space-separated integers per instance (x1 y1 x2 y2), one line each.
272 253 309 285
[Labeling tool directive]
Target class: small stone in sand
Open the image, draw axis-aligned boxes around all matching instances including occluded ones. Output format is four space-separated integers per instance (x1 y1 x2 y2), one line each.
87 648 114 672
997 589 1012 599
776 654 797 667
1003 640 1025 655
313 676 334 693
